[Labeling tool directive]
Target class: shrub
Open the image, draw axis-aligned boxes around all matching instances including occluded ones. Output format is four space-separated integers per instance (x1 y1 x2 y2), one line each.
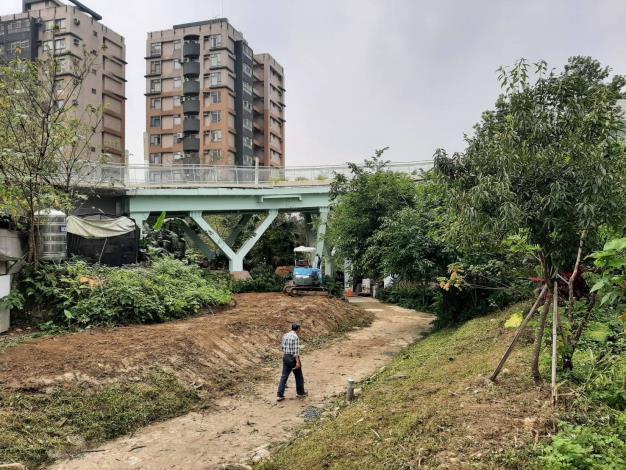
231 265 286 293
540 418 626 469
7 258 233 329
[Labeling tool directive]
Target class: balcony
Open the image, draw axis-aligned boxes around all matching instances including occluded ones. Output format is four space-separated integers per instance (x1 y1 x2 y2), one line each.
182 135 200 152
183 42 200 58
183 117 200 133
183 61 200 77
183 80 200 95
182 99 200 114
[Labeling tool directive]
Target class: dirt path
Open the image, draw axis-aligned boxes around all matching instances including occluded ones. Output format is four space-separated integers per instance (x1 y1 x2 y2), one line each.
51 298 433 470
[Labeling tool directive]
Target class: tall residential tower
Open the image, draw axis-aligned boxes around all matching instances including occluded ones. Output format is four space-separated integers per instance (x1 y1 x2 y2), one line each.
145 18 285 168
0 0 127 163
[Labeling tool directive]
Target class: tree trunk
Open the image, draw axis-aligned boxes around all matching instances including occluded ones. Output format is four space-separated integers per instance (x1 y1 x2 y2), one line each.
532 289 552 384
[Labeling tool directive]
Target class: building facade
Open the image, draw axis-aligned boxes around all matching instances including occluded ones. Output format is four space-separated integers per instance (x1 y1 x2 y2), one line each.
0 0 126 164
145 19 285 168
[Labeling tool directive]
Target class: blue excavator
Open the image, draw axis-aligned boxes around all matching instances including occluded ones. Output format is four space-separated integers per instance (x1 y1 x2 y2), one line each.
283 246 327 296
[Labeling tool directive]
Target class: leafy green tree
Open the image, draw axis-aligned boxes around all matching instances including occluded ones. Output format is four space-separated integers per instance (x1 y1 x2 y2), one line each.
435 57 626 379
363 177 452 292
327 149 419 280
0 45 104 262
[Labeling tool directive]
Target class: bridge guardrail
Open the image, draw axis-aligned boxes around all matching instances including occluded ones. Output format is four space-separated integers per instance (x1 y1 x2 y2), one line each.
74 161 434 188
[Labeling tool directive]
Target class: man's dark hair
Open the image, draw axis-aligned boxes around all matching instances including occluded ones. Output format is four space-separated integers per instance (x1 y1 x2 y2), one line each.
291 323 301 331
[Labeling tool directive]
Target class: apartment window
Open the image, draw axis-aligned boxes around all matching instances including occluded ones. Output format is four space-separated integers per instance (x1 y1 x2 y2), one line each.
242 45 252 59
150 97 161 109
173 40 181 50
209 53 221 66
42 40 53 52
173 114 181 126
10 40 29 54
73 38 80 47
54 80 64 93
149 79 161 93
243 63 252 77
209 91 221 104
93 30 98 37
150 42 162 56
174 60 181 70
150 60 161 74
208 34 222 48
243 136 253 149
207 149 222 161
209 72 221 86
54 39 65 53
150 134 161 146
151 116 161 128
7 19 30 34
173 77 182 89
91 88 97 95
173 96 181 107
243 100 252 112
242 82 253 95
210 130 222 142
91 68 97 75
243 118 253 131
204 111 221 125
149 153 162 165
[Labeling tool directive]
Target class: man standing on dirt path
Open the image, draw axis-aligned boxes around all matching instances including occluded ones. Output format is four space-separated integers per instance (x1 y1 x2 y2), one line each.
277 323 307 401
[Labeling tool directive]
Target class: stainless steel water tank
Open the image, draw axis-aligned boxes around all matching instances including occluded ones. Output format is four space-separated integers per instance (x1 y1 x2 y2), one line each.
35 209 67 260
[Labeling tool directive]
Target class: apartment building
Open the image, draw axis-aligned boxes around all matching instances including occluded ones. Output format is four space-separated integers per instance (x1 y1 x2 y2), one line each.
0 0 126 163
145 18 285 168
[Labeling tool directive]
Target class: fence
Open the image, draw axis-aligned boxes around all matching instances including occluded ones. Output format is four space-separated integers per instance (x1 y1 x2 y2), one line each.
77 161 434 188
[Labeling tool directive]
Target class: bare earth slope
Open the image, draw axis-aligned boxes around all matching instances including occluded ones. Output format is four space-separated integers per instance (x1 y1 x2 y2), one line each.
50 297 434 469
0 293 371 392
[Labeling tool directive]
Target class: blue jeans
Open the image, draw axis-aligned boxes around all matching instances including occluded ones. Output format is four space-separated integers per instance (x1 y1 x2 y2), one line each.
277 354 305 397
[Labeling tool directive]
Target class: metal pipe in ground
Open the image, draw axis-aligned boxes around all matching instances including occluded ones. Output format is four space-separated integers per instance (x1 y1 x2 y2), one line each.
346 378 355 402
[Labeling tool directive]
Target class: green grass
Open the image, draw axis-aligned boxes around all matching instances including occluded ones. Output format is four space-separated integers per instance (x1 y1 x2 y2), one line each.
0 370 199 468
257 302 555 469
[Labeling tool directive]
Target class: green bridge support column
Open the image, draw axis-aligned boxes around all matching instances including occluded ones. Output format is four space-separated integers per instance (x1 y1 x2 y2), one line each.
181 220 215 260
190 210 278 273
131 212 150 237
315 208 329 263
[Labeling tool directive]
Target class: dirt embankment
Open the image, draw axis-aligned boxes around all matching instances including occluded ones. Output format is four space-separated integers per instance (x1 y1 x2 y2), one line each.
0 293 372 392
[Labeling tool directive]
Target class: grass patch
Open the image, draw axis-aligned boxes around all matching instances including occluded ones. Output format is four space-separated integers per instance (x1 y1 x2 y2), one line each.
0 370 199 468
257 302 555 469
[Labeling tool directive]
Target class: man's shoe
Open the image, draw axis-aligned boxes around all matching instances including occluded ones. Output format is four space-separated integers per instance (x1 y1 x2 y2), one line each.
276 396 285 402
296 392 308 399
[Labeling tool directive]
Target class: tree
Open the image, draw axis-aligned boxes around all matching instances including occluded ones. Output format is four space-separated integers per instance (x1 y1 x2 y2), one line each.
435 57 626 380
363 176 452 294
0 42 104 262
327 148 419 280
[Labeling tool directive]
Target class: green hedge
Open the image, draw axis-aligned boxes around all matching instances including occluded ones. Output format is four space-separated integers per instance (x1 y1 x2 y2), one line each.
8 258 233 329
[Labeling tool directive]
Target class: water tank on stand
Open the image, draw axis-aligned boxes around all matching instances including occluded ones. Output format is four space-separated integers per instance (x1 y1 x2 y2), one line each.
35 209 67 260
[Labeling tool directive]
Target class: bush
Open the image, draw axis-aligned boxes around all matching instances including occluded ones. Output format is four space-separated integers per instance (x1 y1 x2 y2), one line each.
540 418 626 469
231 265 286 293
8 258 233 329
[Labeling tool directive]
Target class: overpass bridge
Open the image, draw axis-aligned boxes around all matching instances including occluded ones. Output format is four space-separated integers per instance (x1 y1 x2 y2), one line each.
86 161 432 272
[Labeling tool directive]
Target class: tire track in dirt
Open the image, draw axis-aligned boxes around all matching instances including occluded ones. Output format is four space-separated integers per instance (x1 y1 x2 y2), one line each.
51 298 433 470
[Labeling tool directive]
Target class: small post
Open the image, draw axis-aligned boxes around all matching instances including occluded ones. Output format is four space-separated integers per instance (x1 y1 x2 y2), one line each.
551 281 558 405
346 378 355 402
254 157 259 185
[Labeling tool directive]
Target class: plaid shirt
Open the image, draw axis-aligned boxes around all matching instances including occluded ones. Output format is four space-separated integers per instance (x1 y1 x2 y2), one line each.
282 331 300 356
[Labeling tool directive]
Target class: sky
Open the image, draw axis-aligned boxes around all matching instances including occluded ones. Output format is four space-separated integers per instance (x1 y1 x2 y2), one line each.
2 0 626 166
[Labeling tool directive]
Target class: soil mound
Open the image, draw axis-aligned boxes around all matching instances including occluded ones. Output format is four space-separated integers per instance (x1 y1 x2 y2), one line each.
0 293 369 391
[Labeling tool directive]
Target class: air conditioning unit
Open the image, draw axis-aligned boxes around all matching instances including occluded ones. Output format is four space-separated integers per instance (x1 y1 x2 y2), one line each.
173 153 183 160
176 133 184 140
73 18 80 25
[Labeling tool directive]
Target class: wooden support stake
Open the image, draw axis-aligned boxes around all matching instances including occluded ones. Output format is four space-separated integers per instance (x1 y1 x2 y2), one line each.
491 284 548 382
551 281 558 405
